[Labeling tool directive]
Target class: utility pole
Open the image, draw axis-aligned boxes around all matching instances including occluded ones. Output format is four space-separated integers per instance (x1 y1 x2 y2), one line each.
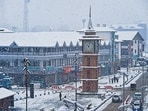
123 72 125 111
142 63 144 104
127 58 129 82
23 58 30 111
74 53 78 111
118 71 125 111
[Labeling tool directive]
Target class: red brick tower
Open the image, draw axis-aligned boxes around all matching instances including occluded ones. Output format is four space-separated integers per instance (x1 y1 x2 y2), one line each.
80 7 100 93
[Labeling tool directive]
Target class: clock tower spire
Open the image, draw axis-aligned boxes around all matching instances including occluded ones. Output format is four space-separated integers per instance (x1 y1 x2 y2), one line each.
88 5 93 30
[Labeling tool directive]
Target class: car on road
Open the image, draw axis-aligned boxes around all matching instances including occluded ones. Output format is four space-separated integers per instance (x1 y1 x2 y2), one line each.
132 100 142 111
133 92 142 101
112 94 122 103
130 82 136 91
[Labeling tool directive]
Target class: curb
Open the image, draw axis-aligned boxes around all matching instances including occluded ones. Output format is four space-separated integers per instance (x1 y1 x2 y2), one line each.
93 72 141 111
93 96 112 111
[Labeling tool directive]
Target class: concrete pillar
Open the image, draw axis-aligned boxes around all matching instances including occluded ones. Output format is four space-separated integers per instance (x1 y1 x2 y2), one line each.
10 60 14 67
18 60 21 67
40 60 43 68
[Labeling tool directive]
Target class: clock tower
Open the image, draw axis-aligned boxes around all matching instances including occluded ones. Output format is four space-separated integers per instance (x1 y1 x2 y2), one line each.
80 6 101 93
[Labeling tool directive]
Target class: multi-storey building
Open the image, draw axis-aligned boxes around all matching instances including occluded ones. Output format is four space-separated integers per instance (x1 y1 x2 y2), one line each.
0 31 82 86
0 28 117 86
0 28 144 86
115 31 144 67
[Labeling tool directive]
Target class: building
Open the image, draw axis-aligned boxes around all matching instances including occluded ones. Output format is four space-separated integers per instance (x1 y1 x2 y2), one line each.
0 28 117 85
0 28 144 86
115 31 144 67
0 31 82 86
0 87 15 110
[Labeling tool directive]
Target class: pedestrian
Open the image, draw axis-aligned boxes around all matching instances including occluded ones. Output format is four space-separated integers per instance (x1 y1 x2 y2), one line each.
59 92 62 101
111 78 114 83
117 78 119 83
113 75 116 83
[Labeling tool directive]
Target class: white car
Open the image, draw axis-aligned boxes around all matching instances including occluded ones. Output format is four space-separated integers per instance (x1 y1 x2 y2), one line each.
112 94 122 103
133 92 142 100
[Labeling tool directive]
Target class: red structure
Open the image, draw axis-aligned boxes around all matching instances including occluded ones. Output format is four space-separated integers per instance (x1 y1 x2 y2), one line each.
80 6 101 93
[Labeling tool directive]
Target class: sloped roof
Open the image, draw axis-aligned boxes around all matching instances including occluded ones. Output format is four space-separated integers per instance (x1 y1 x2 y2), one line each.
0 87 15 99
115 31 144 41
0 31 82 47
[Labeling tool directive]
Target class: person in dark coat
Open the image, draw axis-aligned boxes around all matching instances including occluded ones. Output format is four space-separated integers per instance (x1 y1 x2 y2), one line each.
59 92 62 101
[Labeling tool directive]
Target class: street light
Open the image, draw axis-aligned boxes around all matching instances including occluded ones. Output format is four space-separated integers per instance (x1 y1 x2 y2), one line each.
141 62 145 104
23 58 30 111
74 53 78 111
118 70 125 111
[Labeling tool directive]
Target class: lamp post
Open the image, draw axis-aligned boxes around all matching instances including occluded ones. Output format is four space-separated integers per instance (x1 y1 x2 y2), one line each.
43 68 46 93
142 62 145 104
74 53 78 111
118 70 125 111
23 58 30 111
122 72 125 111
108 59 111 83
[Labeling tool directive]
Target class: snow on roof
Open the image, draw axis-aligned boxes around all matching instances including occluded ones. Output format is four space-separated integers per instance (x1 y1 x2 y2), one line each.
0 31 82 47
77 26 116 32
109 24 143 30
0 28 13 33
115 31 138 41
0 87 15 99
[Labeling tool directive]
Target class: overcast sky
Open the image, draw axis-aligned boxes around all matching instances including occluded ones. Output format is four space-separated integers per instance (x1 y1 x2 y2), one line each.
0 0 148 31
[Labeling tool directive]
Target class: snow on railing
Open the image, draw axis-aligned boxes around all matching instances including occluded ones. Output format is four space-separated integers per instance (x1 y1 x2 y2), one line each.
63 98 84 111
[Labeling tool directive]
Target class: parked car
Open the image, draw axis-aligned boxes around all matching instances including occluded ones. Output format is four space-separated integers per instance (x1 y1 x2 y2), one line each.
112 94 122 103
132 100 142 111
133 92 142 101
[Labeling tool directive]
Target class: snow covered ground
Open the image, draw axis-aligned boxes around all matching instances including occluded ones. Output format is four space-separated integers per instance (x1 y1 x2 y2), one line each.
12 67 144 111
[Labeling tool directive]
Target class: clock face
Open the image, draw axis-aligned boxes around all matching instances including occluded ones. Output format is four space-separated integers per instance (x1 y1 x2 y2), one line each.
83 40 94 53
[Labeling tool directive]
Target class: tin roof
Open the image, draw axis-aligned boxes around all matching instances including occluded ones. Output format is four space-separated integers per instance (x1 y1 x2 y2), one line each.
0 87 15 99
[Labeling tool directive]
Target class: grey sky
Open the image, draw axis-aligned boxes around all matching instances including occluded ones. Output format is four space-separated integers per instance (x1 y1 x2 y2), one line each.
0 0 148 31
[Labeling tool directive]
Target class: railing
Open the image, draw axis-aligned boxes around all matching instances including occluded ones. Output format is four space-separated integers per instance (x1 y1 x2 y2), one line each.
0 51 81 56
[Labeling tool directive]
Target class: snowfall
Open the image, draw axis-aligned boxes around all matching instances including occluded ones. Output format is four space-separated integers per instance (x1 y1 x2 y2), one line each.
11 67 148 111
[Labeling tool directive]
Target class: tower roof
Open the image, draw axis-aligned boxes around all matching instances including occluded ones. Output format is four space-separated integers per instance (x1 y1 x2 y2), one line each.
88 6 93 30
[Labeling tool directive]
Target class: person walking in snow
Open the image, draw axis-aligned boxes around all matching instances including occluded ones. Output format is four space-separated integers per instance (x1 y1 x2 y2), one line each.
59 92 62 101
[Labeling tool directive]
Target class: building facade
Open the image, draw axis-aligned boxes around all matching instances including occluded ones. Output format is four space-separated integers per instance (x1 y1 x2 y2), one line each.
115 31 144 67
0 29 144 86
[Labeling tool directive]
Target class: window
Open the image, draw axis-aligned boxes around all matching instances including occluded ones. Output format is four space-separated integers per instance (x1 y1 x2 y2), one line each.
121 48 128 55
135 49 136 54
